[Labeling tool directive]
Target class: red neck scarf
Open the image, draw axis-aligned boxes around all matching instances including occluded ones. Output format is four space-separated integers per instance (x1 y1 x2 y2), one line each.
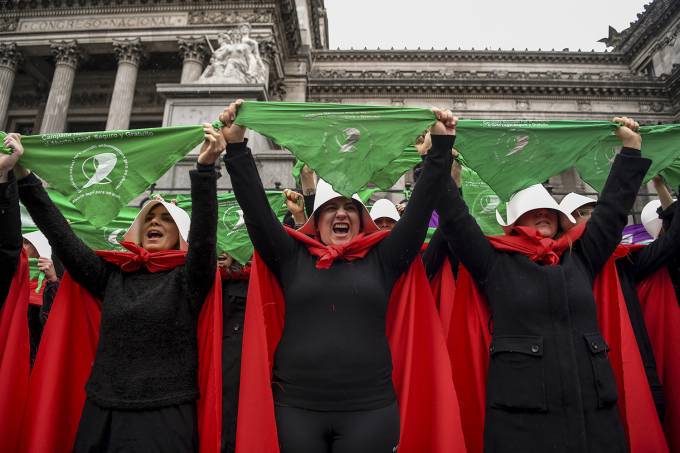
236 229 466 453
437 226 668 453
0 251 30 452
284 226 390 269
18 245 223 453
487 223 587 265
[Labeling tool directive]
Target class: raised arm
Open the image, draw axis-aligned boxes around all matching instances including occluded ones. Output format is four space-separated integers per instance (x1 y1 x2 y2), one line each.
577 118 651 277
219 101 296 276
436 175 498 285
422 227 460 280
632 199 680 281
377 111 457 280
185 124 222 304
13 164 110 299
0 169 21 303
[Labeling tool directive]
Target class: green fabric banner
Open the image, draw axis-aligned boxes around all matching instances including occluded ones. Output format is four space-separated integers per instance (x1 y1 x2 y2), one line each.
9 125 207 227
461 166 504 236
575 124 680 191
454 120 617 201
234 101 435 197
174 191 288 265
21 189 138 252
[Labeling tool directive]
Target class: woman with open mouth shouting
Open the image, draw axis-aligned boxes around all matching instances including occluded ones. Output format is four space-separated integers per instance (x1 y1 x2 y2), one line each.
219 100 464 453
11 124 224 453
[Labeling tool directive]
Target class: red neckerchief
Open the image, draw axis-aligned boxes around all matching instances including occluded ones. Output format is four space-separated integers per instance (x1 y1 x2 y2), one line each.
19 246 223 453
0 250 30 451
97 241 186 272
28 277 44 306
284 226 390 269
487 222 587 265
236 229 467 453
439 225 668 453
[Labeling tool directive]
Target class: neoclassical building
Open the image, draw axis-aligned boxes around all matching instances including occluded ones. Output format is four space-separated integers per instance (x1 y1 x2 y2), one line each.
0 0 679 201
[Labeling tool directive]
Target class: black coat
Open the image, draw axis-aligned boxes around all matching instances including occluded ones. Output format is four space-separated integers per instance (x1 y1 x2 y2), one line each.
0 171 21 304
437 150 650 453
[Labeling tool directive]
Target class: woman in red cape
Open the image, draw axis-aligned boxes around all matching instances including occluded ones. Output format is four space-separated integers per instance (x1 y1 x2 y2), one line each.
220 101 465 453
432 117 667 453
9 128 225 453
0 134 30 451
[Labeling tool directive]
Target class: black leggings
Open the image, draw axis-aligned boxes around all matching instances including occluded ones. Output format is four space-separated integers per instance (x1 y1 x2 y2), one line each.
275 402 400 453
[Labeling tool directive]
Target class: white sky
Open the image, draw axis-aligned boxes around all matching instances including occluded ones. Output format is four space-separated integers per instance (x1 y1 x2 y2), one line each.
325 0 651 52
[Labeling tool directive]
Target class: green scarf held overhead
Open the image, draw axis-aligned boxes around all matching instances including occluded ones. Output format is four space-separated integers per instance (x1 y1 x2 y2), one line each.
575 123 680 191
8 124 215 227
234 101 435 196
27 258 45 293
454 120 617 201
174 191 289 265
21 189 138 252
461 166 504 236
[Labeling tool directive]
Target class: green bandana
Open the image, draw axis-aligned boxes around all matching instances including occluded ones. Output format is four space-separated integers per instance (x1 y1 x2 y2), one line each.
234 101 435 197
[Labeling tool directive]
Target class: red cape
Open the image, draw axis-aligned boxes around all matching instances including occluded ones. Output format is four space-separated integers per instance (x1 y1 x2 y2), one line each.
18 242 223 453
636 265 680 452
0 250 30 451
439 225 668 453
236 228 467 453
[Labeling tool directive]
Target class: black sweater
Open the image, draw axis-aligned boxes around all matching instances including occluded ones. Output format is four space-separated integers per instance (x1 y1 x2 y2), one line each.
659 200 680 304
18 167 217 409
223 134 454 411
0 171 21 304
436 149 650 453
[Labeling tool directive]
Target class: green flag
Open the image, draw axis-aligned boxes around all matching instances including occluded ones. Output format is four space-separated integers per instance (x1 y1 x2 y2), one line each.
27 258 46 293
461 166 503 236
371 146 422 190
661 159 680 189
234 101 435 197
575 124 680 192
21 189 138 251
174 192 288 265
454 120 616 201
11 125 208 227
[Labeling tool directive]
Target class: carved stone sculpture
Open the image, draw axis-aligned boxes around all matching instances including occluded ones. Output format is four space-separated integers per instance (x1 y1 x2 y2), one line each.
198 24 267 85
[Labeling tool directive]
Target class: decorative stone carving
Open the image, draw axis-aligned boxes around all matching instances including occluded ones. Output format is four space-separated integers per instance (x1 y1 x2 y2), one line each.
391 99 404 106
268 79 287 101
0 43 22 71
577 101 592 112
198 24 267 85
112 38 144 66
0 17 19 33
258 39 277 63
178 37 209 64
516 100 530 111
188 10 273 26
453 100 467 110
50 40 82 69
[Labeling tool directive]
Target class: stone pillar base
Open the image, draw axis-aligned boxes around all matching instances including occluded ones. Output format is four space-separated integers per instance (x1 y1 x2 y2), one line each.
155 83 295 191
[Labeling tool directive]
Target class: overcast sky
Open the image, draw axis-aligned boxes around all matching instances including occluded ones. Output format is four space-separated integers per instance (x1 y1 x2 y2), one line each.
325 0 651 52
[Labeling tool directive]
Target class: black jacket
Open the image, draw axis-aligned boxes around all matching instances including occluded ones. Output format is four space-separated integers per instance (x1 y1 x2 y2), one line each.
0 171 21 304
437 149 650 453
18 167 217 409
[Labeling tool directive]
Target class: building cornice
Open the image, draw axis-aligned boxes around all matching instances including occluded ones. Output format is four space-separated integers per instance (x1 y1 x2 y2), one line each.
612 0 680 58
312 49 628 65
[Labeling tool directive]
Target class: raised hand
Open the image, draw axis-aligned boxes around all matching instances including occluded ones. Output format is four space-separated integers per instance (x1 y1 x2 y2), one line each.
219 99 247 144
613 116 641 149
431 108 458 136
38 257 58 283
197 123 227 165
0 133 24 181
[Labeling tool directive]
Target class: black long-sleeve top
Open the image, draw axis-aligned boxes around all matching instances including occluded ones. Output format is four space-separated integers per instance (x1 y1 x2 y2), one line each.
18 166 218 409
0 171 21 304
659 199 680 305
223 135 454 411
436 149 650 452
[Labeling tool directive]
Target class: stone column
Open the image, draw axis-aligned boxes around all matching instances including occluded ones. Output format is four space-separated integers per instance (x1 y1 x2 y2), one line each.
0 43 22 130
178 37 208 83
40 41 81 133
106 38 143 131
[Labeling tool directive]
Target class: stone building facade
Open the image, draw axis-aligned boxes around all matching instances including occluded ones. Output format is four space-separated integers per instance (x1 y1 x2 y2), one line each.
0 0 679 205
